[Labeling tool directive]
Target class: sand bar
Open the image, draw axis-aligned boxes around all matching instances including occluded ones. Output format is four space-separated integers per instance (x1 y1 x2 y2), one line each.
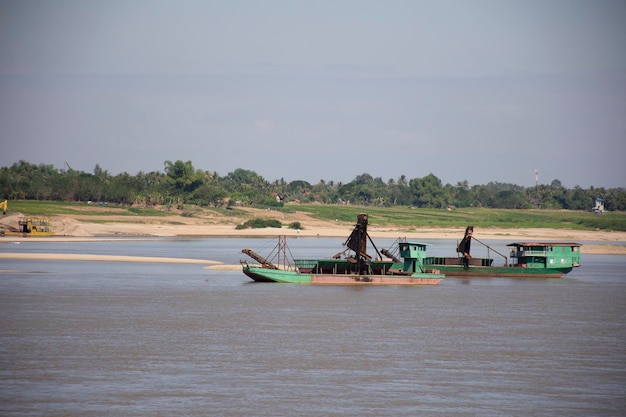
0 253 222 265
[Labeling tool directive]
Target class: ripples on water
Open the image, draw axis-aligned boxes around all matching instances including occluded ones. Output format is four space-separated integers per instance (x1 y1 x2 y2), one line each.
1 238 625 416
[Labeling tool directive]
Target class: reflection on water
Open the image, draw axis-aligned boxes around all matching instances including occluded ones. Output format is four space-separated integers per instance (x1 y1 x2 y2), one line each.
1 238 625 416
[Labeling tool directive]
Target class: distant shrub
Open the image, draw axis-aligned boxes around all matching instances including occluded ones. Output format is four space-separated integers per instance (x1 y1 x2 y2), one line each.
288 221 303 230
236 218 283 229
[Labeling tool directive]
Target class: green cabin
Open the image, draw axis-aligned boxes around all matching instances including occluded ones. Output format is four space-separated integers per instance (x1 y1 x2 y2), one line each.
507 242 581 269
398 241 430 273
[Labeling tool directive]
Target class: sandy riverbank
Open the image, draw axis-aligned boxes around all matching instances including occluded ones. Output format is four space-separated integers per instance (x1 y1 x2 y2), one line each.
0 252 222 265
1 209 625 256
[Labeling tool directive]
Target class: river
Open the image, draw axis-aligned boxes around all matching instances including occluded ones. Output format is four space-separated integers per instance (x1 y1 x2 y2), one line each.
1 237 625 416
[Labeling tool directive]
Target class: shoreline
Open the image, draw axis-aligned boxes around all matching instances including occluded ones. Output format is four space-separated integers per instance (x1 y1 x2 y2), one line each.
0 252 222 265
1 211 625 256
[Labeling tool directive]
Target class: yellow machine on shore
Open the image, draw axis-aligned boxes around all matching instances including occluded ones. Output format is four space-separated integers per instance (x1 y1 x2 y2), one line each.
18 217 54 236
0 201 55 236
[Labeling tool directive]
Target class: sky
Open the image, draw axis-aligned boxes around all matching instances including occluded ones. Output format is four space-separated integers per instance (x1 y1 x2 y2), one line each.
1 0 625 189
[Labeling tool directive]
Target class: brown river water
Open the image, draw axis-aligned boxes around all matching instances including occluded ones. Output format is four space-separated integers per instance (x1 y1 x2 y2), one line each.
1 238 625 416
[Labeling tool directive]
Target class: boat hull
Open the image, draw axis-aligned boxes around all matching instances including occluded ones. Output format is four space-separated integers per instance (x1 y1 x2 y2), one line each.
426 265 572 278
243 265 443 285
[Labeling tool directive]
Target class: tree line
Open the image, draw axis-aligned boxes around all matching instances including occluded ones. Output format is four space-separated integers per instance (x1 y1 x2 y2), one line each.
1 160 625 211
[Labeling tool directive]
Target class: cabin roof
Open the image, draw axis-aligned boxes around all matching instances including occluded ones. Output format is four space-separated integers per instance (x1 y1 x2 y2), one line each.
506 242 581 247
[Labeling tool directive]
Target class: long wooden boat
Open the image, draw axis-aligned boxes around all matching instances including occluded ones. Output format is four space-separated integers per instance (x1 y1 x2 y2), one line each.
241 214 444 285
424 226 581 278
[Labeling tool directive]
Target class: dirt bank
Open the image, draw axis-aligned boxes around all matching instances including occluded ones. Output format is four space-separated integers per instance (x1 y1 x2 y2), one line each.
1 208 625 255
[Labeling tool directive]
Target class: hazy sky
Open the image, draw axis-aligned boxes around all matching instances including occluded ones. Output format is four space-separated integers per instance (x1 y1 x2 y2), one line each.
1 0 625 188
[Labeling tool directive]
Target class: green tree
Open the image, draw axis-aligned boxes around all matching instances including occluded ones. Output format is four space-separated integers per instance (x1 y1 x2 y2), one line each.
164 160 204 193
409 173 447 208
221 168 271 204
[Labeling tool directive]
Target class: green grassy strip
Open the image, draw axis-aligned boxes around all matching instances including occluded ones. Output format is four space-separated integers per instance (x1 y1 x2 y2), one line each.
7 201 173 217
294 205 626 232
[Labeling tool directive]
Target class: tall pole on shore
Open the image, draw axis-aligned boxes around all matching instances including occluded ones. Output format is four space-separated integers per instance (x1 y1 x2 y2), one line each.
534 169 539 205
535 169 539 187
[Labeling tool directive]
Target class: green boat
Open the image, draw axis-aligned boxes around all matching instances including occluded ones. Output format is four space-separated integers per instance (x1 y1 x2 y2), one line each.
424 226 581 278
241 214 444 285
